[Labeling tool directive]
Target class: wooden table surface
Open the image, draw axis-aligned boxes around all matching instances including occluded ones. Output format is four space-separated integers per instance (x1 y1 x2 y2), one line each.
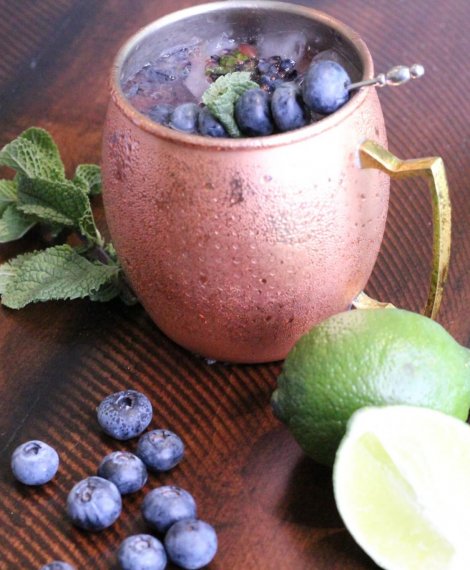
1 1 469 568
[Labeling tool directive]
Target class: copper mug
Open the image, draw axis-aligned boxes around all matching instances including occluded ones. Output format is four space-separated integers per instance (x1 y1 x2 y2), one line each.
102 1 451 363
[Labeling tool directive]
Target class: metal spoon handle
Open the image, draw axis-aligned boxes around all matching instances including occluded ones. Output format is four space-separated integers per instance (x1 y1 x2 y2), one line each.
348 64 425 91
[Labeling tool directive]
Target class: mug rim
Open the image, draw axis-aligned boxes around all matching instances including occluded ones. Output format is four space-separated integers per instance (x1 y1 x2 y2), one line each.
110 0 375 149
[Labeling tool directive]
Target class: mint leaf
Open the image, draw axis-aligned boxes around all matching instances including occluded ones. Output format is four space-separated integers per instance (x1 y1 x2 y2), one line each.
74 164 102 196
0 204 37 243
0 127 65 181
89 277 121 303
16 175 99 242
202 71 258 137
0 179 17 216
0 244 120 309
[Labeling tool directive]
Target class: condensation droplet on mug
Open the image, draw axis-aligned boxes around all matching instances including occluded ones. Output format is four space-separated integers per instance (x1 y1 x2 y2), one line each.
360 193 366 200
263 174 272 183
205 182 214 190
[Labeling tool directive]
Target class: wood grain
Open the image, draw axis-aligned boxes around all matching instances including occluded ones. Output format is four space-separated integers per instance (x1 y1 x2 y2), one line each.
1 0 470 568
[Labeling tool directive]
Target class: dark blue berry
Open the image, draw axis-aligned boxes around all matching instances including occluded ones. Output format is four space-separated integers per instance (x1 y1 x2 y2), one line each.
117 534 167 570
271 82 308 132
169 103 200 133
136 429 184 472
147 103 174 125
198 107 227 137
40 563 75 570
67 476 122 531
11 440 59 486
165 519 218 570
97 451 147 495
141 486 197 533
97 390 152 441
235 88 274 136
301 59 351 114
259 74 284 94
279 58 296 74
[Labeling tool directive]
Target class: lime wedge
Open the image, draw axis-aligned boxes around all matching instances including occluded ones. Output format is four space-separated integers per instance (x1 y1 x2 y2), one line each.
333 405 470 570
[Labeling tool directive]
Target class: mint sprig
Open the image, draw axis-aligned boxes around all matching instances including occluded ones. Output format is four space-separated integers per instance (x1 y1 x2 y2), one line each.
202 71 258 137
0 127 134 309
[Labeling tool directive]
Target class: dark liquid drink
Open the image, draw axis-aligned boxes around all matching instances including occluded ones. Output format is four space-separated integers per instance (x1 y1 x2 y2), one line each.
121 30 360 136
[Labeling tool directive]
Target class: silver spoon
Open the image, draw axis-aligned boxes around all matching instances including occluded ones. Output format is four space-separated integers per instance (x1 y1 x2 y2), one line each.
348 64 425 91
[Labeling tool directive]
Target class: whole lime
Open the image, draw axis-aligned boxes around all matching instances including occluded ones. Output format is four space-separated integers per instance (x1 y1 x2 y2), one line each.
271 309 470 466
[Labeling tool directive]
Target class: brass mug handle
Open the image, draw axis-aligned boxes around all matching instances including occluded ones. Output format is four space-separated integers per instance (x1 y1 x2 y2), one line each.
352 140 451 319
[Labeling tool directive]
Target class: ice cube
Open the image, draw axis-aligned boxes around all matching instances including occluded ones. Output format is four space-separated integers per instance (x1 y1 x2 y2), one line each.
184 47 211 100
258 31 308 61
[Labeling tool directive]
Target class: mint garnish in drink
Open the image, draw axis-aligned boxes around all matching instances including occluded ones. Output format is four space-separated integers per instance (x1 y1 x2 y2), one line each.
201 71 258 137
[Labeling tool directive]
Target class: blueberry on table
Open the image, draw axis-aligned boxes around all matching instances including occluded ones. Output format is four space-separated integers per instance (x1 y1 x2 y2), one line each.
141 486 197 533
40 563 75 570
165 519 218 570
198 107 227 137
147 103 174 125
235 88 274 136
271 82 308 132
136 429 184 472
301 59 351 114
67 476 122 531
97 389 152 440
11 440 59 485
117 534 167 570
169 102 200 133
97 451 148 495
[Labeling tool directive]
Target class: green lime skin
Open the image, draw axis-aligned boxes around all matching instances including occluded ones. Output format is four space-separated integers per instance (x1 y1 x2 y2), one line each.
271 309 470 467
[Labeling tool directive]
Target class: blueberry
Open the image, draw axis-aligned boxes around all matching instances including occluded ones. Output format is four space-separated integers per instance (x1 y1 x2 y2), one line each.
11 441 59 486
67 476 122 531
165 519 217 570
97 390 152 440
147 103 174 125
258 75 284 94
136 429 184 472
271 82 308 132
40 563 75 570
198 107 227 137
279 58 296 75
141 486 197 533
169 103 200 133
301 59 351 114
235 88 274 136
97 451 147 495
117 534 167 570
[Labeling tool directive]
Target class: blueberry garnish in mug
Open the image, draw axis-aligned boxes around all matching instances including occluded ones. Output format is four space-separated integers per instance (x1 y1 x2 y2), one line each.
169 102 200 133
235 88 274 136
147 103 174 125
198 107 227 137
301 59 351 114
11 440 59 485
97 389 152 440
271 82 308 132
